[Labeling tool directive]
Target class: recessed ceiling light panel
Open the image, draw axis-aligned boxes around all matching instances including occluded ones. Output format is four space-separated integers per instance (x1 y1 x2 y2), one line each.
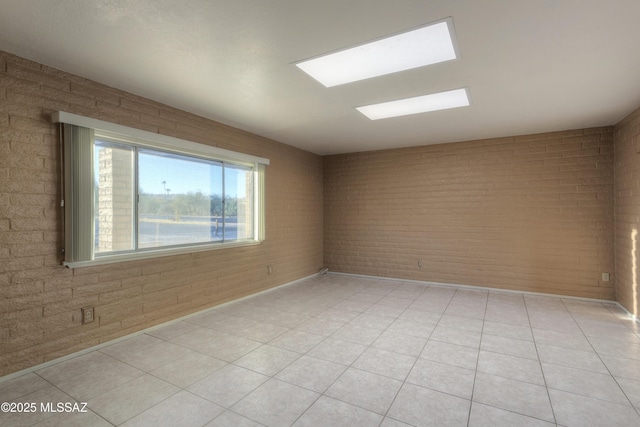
296 18 458 87
356 88 470 120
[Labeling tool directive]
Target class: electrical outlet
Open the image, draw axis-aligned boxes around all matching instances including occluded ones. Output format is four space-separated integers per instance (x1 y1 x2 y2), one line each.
81 306 95 324
602 272 610 282
267 265 273 275
417 260 423 268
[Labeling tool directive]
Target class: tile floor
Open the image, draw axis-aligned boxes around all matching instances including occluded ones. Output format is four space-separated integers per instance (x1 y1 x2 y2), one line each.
2 274 640 426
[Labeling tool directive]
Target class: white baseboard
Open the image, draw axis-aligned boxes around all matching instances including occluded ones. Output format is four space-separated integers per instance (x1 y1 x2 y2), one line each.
0 273 319 384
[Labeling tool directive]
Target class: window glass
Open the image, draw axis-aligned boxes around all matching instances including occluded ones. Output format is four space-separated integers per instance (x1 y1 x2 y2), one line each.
138 149 225 249
92 136 256 257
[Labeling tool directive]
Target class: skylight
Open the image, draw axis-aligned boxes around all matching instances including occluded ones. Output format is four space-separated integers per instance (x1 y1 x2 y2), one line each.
356 88 470 120
295 18 458 87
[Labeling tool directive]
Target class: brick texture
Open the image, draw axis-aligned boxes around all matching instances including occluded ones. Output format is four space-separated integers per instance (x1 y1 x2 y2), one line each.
614 106 640 316
324 129 615 299
0 50 323 376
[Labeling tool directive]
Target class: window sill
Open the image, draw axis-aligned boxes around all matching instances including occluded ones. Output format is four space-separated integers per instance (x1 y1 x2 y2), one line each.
63 240 262 268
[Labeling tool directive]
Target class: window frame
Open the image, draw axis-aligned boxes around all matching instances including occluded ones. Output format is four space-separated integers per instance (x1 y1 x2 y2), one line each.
54 111 269 268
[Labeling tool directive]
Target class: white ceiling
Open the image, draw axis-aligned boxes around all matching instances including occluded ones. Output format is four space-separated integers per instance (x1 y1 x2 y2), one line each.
1 0 640 155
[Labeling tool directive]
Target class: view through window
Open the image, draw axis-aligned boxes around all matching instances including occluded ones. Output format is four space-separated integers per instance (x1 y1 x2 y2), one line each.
94 136 254 256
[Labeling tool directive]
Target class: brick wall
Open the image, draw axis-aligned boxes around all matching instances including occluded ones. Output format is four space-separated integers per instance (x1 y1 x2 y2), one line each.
324 129 615 299
0 51 324 376
614 106 640 316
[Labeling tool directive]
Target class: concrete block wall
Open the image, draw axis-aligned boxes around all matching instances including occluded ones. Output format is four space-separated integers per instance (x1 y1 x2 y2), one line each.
614 106 640 316
324 129 615 299
0 51 324 376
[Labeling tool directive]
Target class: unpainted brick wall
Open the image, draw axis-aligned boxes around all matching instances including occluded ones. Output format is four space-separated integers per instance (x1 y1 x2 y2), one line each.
324 129 615 299
0 51 323 376
614 106 640 316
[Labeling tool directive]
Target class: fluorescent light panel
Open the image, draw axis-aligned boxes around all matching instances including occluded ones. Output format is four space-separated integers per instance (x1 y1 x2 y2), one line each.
296 18 457 87
357 88 470 120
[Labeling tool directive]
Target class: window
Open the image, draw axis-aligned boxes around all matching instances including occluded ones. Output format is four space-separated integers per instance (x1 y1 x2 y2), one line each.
55 112 268 268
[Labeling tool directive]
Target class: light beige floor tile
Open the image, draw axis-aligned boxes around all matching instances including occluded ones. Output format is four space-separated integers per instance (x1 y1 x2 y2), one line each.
580 322 640 341
352 347 416 380
387 383 470 427
532 328 592 351
275 355 346 393
482 321 533 341
365 303 405 318
269 330 325 353
588 335 640 360
316 308 359 323
233 345 300 376
307 337 367 365
549 388 640 426
88 374 179 425
372 331 427 357
150 352 227 388
0 373 50 402
542 362 629 404
36 352 144 400
477 351 545 385
380 417 414 427
487 292 525 305
481 335 539 360
398 308 442 325
377 296 413 309
188 364 268 407
145 320 200 340
185 310 232 328
408 300 449 313
484 310 531 326
469 402 555 427
537 344 608 374
100 340 193 372
438 314 484 332
232 379 319 427
207 314 259 335
431 325 482 348
264 311 312 329
617 377 640 408
205 410 264 426
0 383 77 427
32 410 111 427
444 303 486 320
332 323 383 346
121 391 223 427
99 334 163 357
347 291 384 304
295 318 345 336
333 300 373 313
528 315 581 334
293 396 383 427
387 319 435 339
325 368 402 415
406 359 475 399
351 313 396 329
200 335 263 362
420 340 479 370
473 373 554 422
168 328 229 354
235 322 289 343
601 353 640 381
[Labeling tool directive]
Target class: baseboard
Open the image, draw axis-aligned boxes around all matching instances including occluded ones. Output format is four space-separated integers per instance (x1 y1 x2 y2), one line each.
328 271 619 304
0 272 320 384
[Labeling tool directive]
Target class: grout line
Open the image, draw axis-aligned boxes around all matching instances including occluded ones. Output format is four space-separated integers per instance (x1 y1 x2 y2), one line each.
0 273 321 385
524 295 558 426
